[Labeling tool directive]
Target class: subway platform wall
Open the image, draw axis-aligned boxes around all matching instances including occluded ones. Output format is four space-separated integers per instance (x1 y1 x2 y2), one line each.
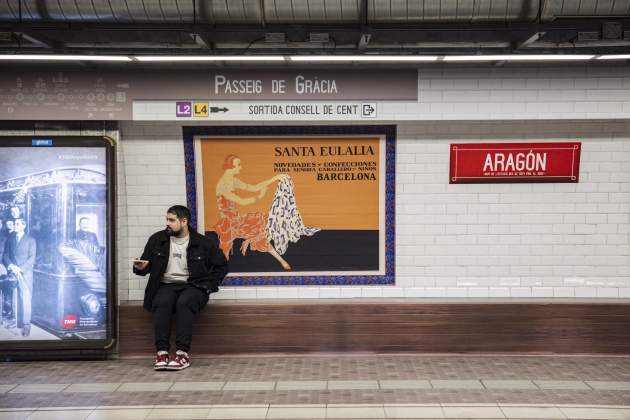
117 118 630 302
1 65 629 303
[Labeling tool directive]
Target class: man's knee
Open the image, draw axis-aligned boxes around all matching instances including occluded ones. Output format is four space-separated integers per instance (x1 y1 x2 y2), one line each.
151 292 177 312
175 289 207 314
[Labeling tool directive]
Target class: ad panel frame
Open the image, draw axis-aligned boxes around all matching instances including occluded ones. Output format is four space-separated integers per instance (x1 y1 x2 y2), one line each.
0 136 116 352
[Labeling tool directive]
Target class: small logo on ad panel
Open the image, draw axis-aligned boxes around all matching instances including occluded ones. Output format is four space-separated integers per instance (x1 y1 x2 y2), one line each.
62 315 78 329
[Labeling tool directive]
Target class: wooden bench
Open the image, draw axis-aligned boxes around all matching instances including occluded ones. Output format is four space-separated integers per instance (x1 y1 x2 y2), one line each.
117 299 630 356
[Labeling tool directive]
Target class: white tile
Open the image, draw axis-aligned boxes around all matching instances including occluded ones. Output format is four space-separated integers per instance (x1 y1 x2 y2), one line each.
87 408 151 420
482 380 538 390
34 407 96 411
384 404 444 419
169 382 224 391
327 381 379 390
210 289 235 300
441 405 505 419
326 404 385 419
256 288 278 299
9 384 69 393
0 412 32 420
146 408 209 419
500 406 566 419
27 411 92 420
340 288 362 298
267 405 325 419
533 381 591 390
585 381 630 391
319 288 341 298
382 287 405 298
276 288 299 299
297 288 320 299
0 385 17 393
431 380 484 389
275 381 327 390
64 383 121 393
207 405 268 420
379 380 431 389
117 383 173 392
560 407 630 420
222 382 275 391
234 289 257 299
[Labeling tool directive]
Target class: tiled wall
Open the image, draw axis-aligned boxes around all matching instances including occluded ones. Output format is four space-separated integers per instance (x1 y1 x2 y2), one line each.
2 65 629 302
411 65 630 120
118 119 630 301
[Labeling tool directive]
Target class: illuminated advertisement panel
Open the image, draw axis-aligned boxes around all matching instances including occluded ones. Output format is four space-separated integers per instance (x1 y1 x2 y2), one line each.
0 137 114 349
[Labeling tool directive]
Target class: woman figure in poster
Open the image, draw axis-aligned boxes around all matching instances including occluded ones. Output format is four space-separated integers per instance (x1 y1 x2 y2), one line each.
214 155 291 270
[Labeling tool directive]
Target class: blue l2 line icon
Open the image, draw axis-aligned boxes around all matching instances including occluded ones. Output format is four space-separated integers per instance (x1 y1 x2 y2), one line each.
361 103 377 118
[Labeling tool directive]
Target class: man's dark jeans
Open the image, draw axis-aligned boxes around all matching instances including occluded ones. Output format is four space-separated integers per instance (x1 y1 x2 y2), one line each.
151 283 208 352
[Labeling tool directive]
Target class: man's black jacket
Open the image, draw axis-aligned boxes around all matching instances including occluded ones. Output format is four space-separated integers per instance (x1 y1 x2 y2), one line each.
133 229 229 310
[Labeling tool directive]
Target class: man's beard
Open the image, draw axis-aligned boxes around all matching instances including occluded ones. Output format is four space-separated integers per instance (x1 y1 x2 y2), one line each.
165 226 177 236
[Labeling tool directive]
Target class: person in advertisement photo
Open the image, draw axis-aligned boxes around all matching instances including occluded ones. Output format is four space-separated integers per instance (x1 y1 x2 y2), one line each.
0 145 108 342
133 205 228 371
2 218 36 336
0 217 11 323
76 217 100 247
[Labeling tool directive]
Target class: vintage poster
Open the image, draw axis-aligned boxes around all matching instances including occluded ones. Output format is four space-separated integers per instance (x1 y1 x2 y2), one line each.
184 126 395 285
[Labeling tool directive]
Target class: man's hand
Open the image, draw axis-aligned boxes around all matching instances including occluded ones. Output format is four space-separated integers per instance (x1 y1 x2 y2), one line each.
133 259 149 271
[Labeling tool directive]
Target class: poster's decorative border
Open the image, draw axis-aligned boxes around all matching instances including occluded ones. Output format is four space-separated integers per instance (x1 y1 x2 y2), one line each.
183 125 396 286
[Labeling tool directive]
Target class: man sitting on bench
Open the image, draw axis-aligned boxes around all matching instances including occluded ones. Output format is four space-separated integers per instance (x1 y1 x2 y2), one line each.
133 205 228 371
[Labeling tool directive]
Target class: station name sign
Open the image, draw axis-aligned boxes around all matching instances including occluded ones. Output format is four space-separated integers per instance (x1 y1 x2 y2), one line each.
449 142 581 183
214 74 338 95
207 70 417 99
1 68 417 120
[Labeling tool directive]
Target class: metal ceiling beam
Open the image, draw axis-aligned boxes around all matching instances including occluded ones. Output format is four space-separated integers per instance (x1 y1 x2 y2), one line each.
513 31 547 50
1 18 629 55
14 31 59 49
4 18 626 34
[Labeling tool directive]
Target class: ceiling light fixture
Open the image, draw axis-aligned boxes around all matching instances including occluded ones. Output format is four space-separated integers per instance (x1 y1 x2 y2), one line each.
596 54 630 60
134 55 286 62
289 55 439 62
0 54 132 61
443 54 595 62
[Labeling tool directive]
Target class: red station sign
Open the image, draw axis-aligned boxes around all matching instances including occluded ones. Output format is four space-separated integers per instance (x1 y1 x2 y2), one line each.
449 142 581 184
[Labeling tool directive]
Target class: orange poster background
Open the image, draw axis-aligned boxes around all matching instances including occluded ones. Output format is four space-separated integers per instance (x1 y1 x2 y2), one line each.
200 137 380 230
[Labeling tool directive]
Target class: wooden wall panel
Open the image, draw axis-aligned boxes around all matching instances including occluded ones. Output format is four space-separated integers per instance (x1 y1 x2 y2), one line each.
117 302 630 355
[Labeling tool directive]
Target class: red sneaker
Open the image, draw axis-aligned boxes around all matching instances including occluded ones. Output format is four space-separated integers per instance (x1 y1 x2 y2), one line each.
166 350 190 370
153 351 169 371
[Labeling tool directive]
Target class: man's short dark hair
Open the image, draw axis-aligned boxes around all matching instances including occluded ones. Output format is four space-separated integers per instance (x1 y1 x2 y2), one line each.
167 205 192 225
